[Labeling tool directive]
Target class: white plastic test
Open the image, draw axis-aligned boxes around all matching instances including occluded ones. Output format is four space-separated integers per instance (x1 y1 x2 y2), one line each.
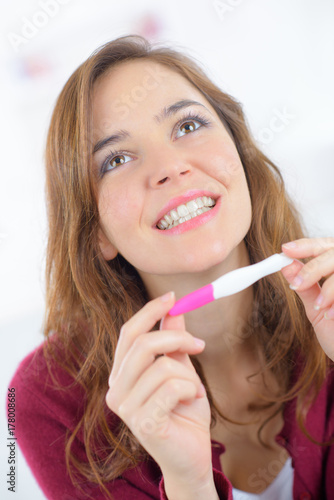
212 252 294 299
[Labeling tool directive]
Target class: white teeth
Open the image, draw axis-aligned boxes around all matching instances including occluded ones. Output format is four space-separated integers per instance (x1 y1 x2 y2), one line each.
159 219 169 229
157 196 217 230
186 199 198 212
164 214 173 224
170 209 179 221
177 204 189 217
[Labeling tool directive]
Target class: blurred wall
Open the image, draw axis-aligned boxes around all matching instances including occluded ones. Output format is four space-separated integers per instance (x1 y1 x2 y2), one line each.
1 1 333 498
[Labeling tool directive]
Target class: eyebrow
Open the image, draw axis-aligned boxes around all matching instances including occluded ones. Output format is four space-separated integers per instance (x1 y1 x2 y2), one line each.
92 99 208 155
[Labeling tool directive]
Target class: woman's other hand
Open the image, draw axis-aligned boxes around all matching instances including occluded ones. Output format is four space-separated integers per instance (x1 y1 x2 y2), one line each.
281 237 334 361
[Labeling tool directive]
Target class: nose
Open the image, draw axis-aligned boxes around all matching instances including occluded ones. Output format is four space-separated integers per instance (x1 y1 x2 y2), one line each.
147 147 192 188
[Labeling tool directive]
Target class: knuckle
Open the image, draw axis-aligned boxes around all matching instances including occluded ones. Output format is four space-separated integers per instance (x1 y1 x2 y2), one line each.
117 402 130 420
119 324 129 339
108 372 115 388
105 388 120 412
154 355 172 372
133 334 146 350
165 379 181 394
321 279 334 296
303 261 317 274
319 248 334 262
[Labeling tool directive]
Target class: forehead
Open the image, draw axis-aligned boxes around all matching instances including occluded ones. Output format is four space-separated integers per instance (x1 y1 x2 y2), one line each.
91 59 213 130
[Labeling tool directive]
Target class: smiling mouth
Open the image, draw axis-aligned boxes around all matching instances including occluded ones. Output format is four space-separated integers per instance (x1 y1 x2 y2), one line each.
156 196 217 230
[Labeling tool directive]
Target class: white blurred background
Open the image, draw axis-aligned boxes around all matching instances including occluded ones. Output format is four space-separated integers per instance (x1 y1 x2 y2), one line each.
1 0 333 498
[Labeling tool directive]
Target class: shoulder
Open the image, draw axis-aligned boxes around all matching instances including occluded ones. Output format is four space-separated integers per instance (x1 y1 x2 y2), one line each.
296 364 334 440
282 363 334 441
10 335 76 390
9 335 87 430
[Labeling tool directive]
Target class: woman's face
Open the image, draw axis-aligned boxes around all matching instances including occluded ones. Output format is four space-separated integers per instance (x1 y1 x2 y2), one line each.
92 59 252 277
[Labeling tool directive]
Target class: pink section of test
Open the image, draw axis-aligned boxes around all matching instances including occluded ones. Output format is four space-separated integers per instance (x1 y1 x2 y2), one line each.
168 284 215 316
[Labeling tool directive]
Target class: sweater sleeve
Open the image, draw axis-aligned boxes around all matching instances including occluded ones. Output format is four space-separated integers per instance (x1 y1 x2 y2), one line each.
10 368 167 499
325 396 334 497
325 445 334 499
7 345 165 500
324 368 334 498
11 372 233 500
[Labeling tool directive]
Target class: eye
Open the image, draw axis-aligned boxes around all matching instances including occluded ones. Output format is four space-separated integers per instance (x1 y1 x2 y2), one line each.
102 151 132 175
174 112 211 139
176 119 202 138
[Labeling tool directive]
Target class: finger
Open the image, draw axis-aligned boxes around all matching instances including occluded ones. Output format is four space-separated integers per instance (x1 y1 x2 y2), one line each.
126 379 201 440
282 237 334 259
160 312 197 370
113 292 175 373
282 249 334 294
109 329 205 390
160 313 197 368
160 311 185 332
114 355 203 418
280 258 331 324
318 274 334 310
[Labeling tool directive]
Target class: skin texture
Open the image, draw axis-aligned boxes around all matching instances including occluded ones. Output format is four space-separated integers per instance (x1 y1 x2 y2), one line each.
92 60 334 495
93 60 252 281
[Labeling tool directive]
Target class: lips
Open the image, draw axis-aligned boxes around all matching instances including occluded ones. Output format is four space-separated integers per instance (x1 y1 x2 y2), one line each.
153 189 220 228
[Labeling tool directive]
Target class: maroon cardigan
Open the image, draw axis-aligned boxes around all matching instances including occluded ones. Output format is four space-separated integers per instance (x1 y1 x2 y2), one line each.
6 339 334 500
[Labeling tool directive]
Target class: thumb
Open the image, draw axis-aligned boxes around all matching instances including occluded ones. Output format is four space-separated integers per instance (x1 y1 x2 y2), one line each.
160 311 186 332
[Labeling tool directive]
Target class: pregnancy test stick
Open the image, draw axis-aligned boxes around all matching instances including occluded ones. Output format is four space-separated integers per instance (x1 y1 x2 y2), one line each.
168 253 294 316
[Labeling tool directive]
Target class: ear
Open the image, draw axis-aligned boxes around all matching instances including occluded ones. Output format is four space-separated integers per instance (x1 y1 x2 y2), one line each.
98 227 118 261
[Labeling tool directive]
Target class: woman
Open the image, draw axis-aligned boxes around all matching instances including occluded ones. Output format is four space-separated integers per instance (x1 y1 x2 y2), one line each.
10 35 334 499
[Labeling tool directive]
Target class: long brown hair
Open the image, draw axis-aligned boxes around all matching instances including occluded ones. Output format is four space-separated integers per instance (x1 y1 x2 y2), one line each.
43 35 331 497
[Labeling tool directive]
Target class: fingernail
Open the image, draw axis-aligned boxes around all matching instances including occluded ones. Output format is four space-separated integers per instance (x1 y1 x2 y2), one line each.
194 337 206 348
314 294 324 310
283 242 297 249
324 307 334 320
161 291 174 302
289 275 303 290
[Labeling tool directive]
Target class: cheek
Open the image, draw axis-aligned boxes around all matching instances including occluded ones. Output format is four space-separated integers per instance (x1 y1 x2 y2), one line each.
206 143 245 188
98 184 139 230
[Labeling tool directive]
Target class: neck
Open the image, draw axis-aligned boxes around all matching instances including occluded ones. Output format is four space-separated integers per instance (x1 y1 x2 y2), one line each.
138 242 260 386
